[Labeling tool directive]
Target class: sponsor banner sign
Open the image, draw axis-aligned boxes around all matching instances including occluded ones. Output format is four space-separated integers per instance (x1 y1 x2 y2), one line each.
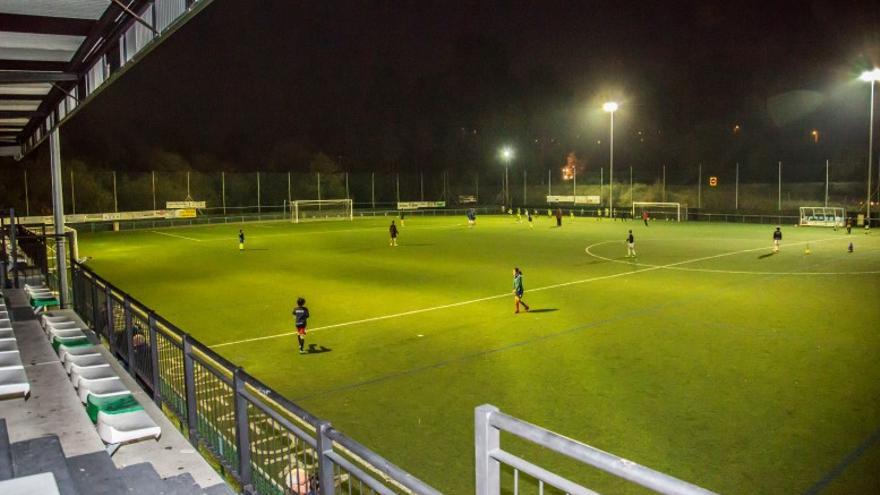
174 208 197 218
18 209 179 225
166 201 206 209
546 195 600 205
397 201 446 210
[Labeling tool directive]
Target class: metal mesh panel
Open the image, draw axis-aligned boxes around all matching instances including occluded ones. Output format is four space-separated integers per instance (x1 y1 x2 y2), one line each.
247 403 318 495
129 305 154 391
193 359 238 470
109 293 128 364
156 325 187 422
93 281 109 341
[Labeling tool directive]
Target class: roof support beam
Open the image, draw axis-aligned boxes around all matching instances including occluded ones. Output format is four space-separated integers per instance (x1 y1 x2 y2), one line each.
0 14 94 36
0 72 79 83
0 60 70 71
0 110 48 119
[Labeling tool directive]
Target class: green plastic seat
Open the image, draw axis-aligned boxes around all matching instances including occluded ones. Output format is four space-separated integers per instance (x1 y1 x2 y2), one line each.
86 393 143 423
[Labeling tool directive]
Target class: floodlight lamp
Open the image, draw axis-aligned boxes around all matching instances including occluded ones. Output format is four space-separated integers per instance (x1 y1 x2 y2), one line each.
501 147 513 160
602 101 619 113
859 69 880 82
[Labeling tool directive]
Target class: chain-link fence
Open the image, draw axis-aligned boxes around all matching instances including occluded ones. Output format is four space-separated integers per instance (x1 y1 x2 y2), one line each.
2 162 876 220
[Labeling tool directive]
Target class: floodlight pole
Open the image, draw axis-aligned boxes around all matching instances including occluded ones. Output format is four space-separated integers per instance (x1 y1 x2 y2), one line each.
825 159 829 207
49 128 69 308
256 172 261 213
547 169 551 197
735 162 739 210
287 172 292 205
572 163 577 205
629 166 633 205
523 170 527 206
151 171 156 210
396 173 400 205
868 79 875 224
221 172 226 215
371 172 375 209
697 163 702 209
778 161 782 211
608 110 614 214
504 157 510 207
112 171 118 213
662 165 666 202
420 172 424 201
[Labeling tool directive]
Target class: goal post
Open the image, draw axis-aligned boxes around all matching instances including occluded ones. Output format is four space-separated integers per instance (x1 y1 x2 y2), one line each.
632 202 682 222
799 206 845 227
290 199 354 223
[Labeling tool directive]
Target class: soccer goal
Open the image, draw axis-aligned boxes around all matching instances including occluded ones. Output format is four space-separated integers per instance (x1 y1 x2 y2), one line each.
799 206 845 227
290 199 354 223
632 202 682 222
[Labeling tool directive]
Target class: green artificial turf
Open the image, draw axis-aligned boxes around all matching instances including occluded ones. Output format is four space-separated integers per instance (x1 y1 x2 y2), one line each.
77 214 880 494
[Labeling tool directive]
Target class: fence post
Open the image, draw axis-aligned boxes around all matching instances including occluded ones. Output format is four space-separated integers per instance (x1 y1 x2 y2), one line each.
90 276 100 334
233 367 253 489
316 422 336 495
105 285 115 355
475 405 500 495
182 335 199 442
148 312 161 407
124 297 135 369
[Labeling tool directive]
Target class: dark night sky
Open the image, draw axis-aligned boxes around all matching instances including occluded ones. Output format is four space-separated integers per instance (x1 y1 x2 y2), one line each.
53 0 880 180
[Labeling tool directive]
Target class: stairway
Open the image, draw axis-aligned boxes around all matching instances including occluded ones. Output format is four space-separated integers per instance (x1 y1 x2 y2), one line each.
0 420 233 495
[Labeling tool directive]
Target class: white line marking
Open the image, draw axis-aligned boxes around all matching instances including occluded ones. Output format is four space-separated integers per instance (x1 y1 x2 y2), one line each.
151 230 203 242
584 237 880 275
210 240 808 349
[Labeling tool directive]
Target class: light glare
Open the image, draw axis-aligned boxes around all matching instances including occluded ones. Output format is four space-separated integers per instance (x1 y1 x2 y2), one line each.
602 101 619 113
859 69 880 82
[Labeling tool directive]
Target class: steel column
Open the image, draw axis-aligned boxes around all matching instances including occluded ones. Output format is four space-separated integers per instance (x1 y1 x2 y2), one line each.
49 128 69 307
233 368 253 488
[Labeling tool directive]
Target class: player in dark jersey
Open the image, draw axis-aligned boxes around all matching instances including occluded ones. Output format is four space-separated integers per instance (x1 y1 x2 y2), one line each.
626 230 636 257
512 267 530 313
527 209 533 229
293 297 310 354
772 227 782 253
238 229 245 251
389 220 399 246
555 208 562 227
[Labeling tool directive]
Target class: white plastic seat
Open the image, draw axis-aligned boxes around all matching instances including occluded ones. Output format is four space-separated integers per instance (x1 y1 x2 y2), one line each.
41 315 72 326
45 320 79 332
0 351 23 370
48 328 86 340
0 368 29 398
70 365 119 389
64 353 108 374
0 340 18 352
96 409 161 445
59 345 100 363
78 377 129 403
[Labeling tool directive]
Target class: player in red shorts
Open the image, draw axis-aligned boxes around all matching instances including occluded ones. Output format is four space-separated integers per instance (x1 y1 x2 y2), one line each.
292 297 310 354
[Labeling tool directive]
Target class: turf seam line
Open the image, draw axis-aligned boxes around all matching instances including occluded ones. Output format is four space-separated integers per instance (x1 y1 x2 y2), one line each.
209 240 817 349
802 425 880 495
150 230 204 242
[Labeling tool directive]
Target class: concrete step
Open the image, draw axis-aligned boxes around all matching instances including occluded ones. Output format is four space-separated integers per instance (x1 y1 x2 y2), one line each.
117 462 164 493
66 451 128 495
0 420 12 481
10 435 78 495
161 472 201 494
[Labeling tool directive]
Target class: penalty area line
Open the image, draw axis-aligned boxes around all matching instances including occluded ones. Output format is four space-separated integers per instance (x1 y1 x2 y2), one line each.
210 241 787 349
150 230 204 242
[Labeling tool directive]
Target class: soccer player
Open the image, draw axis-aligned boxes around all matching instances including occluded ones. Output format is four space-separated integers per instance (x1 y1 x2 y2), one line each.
626 230 636 257
555 208 562 227
527 209 533 228
292 297 310 354
516 208 522 223
846 218 852 234
772 226 782 253
642 210 649 227
512 267 530 313
389 220 399 246
399 211 406 227
238 229 245 251
467 208 477 227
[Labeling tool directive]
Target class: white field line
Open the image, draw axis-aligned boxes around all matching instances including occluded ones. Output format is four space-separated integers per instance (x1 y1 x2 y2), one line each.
150 230 204 242
210 238 825 349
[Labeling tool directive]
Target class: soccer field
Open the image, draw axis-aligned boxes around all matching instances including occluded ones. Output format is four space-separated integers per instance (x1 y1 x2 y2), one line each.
77 214 880 494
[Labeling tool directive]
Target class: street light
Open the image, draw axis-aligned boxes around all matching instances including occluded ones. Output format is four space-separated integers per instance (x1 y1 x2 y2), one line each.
500 147 513 207
603 102 618 215
860 69 880 224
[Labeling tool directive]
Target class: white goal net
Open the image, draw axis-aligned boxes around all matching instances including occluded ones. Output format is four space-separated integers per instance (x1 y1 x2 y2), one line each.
290 199 354 223
799 206 845 227
632 202 682 222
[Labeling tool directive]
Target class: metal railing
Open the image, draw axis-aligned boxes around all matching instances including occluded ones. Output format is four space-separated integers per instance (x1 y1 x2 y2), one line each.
71 262 441 495
475 405 716 495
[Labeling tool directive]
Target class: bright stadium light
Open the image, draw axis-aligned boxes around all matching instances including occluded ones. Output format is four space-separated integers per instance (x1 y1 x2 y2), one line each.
860 69 879 224
859 68 880 82
500 147 514 207
602 102 619 214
